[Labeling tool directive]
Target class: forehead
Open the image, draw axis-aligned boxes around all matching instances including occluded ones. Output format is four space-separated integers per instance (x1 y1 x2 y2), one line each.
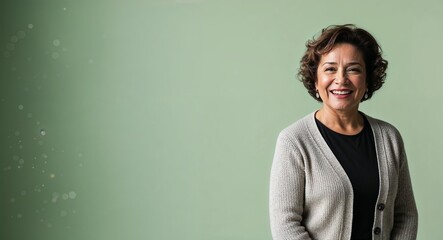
319 43 364 63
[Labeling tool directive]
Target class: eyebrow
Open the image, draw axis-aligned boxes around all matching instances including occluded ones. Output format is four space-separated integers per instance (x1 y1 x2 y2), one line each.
322 61 363 66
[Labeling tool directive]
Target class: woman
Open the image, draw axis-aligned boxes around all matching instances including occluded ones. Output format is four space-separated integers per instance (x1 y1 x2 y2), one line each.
269 24 418 240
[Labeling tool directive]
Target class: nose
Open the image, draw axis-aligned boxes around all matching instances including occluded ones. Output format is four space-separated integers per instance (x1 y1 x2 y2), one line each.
334 69 348 85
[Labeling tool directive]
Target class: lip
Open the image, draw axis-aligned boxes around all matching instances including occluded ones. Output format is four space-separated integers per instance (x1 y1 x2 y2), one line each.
329 89 353 98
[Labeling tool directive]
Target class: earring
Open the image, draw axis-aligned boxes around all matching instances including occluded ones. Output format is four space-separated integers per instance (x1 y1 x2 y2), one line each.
315 90 320 99
364 90 369 99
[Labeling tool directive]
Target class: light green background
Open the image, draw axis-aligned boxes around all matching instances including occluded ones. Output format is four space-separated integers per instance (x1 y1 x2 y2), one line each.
1 0 442 239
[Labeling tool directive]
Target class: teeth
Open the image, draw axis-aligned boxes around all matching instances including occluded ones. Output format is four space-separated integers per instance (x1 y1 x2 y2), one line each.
331 90 351 95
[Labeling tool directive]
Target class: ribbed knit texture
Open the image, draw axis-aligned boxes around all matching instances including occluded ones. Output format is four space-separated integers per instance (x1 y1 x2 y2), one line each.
269 112 418 240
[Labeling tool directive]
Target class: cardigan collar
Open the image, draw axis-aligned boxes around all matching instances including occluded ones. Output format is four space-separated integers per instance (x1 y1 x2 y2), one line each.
304 111 390 214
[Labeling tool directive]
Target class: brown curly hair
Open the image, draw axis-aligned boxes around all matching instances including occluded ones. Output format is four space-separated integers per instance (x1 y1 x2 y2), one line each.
298 24 388 102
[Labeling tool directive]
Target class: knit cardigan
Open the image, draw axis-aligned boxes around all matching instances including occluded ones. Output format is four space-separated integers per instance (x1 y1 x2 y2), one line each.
269 112 418 240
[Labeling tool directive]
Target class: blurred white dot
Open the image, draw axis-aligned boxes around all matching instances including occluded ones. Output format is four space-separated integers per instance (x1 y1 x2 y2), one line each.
62 193 69 200
63 7 67 11
49 173 55 178
42 153 48 158
18 104 24 110
40 129 46 136
17 213 23 219
41 170 45 173
19 159 25 165
17 31 26 39
53 39 61 47
19 145 23 149
28 24 34 29
10 36 18 43
51 52 60 59
69 191 77 199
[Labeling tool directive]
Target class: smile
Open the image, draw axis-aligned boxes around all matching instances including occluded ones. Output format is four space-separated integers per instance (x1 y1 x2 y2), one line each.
330 90 352 95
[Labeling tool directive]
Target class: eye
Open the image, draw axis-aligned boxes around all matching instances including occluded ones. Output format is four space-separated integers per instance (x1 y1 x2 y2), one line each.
324 67 336 72
347 67 361 73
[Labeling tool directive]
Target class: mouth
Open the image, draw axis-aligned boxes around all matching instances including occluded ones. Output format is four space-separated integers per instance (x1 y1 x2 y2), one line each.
330 90 353 96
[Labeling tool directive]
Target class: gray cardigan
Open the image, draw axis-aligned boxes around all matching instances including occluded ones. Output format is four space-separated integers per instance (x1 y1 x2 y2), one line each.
269 112 418 240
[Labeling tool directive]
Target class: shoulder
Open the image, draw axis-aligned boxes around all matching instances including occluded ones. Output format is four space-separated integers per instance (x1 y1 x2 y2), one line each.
363 113 405 147
277 112 316 145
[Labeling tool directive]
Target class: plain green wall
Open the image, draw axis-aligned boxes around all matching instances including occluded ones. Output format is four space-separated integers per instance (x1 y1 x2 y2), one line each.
1 0 442 239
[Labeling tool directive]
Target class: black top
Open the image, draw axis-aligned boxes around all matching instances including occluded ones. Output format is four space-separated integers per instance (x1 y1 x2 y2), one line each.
316 114 379 240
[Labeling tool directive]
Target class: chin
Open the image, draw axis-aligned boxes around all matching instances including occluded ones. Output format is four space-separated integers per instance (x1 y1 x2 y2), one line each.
334 104 359 112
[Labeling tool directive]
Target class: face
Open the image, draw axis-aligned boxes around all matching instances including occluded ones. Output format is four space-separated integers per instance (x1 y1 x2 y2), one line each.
316 43 367 114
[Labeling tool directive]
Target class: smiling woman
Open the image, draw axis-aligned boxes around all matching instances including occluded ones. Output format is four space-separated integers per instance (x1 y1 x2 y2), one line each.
269 24 418 240
316 43 367 129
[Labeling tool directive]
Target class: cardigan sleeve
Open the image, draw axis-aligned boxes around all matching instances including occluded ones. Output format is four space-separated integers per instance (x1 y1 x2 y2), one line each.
269 133 312 240
390 134 418 240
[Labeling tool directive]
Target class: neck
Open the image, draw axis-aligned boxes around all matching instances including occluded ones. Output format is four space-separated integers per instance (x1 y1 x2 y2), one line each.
315 107 364 135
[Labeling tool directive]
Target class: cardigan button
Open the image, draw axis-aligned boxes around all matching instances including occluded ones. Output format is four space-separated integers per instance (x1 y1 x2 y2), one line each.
377 203 385 211
374 227 381 235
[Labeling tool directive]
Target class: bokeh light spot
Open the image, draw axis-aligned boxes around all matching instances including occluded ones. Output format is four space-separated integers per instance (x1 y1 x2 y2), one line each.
53 39 61 47
62 193 69 200
69 191 77 199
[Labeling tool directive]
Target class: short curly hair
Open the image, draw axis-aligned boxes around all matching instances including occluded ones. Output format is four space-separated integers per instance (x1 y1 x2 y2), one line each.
298 24 388 102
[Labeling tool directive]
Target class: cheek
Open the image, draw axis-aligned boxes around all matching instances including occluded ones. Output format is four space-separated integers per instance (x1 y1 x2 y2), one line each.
316 75 330 89
354 77 367 88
